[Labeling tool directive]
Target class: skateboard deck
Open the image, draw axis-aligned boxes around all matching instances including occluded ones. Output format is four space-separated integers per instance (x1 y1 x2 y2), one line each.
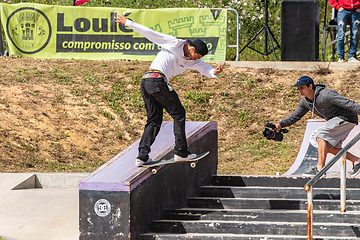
142 151 209 174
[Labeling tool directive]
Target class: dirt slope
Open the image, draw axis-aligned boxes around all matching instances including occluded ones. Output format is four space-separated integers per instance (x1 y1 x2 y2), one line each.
0 57 359 174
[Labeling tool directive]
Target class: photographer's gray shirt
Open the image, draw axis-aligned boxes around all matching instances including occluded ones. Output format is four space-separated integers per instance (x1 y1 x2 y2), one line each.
280 84 360 127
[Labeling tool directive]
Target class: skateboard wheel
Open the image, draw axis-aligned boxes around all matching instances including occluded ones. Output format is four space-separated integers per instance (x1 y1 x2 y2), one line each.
190 162 196 168
152 168 157 174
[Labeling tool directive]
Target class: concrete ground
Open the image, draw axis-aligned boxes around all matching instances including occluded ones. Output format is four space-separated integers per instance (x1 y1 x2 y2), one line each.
0 173 88 240
1 60 359 240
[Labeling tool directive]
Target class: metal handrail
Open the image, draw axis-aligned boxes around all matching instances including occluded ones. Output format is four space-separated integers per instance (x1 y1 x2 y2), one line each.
303 131 360 240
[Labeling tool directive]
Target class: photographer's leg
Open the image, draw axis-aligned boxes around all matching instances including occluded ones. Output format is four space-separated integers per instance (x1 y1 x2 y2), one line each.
328 147 360 163
328 147 360 177
317 137 329 170
318 138 360 177
302 138 329 176
316 137 359 168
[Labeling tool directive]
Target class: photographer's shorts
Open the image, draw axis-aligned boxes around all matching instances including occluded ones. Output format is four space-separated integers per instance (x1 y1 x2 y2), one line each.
316 117 356 149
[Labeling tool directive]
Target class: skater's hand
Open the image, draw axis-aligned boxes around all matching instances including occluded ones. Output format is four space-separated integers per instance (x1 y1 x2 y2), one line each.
275 123 282 131
115 14 127 25
214 67 223 76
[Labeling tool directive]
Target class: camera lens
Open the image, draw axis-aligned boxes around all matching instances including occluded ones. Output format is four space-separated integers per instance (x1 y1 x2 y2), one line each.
263 128 284 141
263 128 275 139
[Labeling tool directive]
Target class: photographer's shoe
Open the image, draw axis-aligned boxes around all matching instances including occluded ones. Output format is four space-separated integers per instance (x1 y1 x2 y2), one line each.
351 163 360 177
302 167 326 177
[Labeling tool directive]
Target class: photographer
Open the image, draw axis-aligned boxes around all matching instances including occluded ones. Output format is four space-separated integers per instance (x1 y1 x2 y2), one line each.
275 76 360 177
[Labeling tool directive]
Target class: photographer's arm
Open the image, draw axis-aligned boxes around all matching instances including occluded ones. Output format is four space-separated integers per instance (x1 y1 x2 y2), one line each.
275 99 309 131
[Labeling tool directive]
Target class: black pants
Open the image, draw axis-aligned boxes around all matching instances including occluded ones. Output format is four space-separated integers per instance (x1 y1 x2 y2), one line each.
138 76 188 161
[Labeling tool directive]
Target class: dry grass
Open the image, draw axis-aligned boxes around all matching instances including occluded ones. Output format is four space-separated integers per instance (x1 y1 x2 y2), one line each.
1 57 359 174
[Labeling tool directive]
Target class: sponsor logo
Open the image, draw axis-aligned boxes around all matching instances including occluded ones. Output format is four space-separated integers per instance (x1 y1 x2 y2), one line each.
94 199 111 217
6 7 51 54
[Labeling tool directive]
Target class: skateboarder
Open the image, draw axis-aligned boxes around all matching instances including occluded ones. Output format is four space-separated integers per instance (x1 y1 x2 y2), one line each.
275 76 360 177
115 14 223 166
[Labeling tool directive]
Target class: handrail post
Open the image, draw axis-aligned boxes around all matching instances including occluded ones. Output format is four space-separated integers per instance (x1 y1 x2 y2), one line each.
340 152 347 212
306 185 313 240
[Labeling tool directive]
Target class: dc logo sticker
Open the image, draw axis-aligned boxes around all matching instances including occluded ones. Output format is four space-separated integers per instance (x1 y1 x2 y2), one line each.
6 7 52 54
94 199 111 217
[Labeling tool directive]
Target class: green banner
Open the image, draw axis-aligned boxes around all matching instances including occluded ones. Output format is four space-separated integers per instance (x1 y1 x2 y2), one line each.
0 3 227 62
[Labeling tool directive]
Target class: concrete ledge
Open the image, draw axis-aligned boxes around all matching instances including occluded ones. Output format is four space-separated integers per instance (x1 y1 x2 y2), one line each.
79 121 217 192
218 61 360 71
79 121 218 240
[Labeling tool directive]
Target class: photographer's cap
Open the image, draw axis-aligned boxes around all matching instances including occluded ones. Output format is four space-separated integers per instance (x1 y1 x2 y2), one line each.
187 39 208 56
293 76 314 87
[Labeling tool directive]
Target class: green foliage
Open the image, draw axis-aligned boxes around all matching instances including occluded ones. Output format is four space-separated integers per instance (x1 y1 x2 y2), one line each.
84 76 99 86
99 109 114 119
236 109 254 126
184 90 212 104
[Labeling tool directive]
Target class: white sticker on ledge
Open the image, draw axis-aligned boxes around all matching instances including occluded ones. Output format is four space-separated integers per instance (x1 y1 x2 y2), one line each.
94 199 111 217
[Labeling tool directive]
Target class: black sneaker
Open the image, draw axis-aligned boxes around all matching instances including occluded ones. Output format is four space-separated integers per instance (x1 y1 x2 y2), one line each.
351 163 360 177
302 167 325 177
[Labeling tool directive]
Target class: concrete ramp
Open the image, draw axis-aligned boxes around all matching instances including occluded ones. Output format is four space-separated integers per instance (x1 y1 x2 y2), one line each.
284 119 360 176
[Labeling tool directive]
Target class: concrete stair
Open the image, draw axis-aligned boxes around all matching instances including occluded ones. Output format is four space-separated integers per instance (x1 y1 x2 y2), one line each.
140 175 360 239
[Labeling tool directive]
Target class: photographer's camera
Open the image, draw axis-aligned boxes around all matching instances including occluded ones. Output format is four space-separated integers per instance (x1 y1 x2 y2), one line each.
263 122 288 142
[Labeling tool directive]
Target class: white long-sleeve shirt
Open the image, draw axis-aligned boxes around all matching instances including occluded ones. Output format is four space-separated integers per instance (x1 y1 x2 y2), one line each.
125 19 217 83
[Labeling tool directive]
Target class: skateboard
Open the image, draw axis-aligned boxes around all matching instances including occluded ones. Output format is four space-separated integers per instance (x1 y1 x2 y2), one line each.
142 151 209 174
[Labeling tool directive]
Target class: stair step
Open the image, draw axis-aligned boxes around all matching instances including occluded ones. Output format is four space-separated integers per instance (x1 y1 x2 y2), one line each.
164 208 360 223
188 197 360 211
142 175 360 239
200 186 360 199
150 220 360 237
213 175 360 188
141 233 360 240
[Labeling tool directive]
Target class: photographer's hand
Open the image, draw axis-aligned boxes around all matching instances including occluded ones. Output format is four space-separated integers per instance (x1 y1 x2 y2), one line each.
275 123 281 131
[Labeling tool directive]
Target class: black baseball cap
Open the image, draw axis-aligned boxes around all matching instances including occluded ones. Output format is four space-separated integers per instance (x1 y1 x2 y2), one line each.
293 76 314 87
187 39 208 57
